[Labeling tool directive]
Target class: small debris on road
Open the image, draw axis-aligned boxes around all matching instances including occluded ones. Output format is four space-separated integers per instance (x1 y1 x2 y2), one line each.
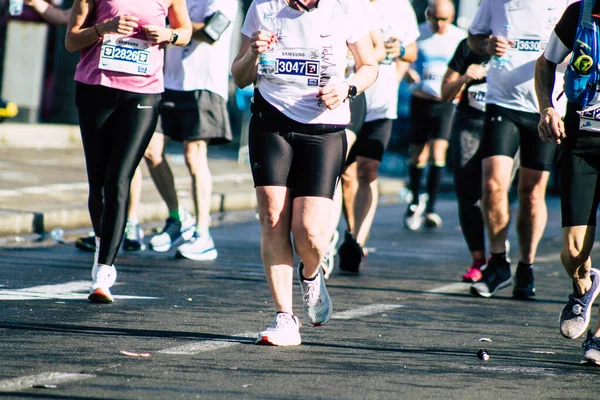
120 350 151 358
477 349 490 361
479 338 492 342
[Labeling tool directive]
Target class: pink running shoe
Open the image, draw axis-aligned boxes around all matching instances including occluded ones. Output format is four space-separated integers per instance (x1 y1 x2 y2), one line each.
462 260 486 283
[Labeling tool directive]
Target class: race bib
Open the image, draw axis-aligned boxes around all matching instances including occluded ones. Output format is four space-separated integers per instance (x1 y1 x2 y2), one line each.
578 102 600 133
509 38 547 53
467 83 487 112
422 63 447 83
273 48 321 87
98 34 153 76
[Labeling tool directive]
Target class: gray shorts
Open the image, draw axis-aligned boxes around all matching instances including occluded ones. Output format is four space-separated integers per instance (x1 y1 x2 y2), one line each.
157 89 232 144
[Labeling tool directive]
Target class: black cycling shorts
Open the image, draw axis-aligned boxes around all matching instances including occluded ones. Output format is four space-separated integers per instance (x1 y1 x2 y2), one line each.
410 95 455 144
248 91 347 199
347 118 393 164
558 146 600 227
480 104 555 171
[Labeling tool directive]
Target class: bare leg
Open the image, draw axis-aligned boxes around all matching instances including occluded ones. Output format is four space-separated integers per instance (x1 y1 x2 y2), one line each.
256 186 294 313
482 155 514 254
561 226 595 295
184 140 211 233
292 196 334 278
353 156 380 246
144 133 179 212
516 167 550 264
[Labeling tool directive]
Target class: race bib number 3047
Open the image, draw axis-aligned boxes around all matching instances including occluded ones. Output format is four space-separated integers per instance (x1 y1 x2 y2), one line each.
274 48 321 87
98 34 153 76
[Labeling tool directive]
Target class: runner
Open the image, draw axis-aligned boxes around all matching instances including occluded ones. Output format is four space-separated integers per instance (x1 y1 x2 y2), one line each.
441 38 490 282
66 0 192 303
404 0 465 231
468 0 568 299
146 0 238 259
232 0 377 346
336 0 419 274
28 1 148 254
535 0 600 364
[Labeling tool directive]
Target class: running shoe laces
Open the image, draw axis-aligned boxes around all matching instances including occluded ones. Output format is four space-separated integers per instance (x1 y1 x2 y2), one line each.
559 269 600 339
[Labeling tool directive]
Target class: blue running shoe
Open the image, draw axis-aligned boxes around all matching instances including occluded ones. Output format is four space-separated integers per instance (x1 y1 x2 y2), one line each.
559 268 600 339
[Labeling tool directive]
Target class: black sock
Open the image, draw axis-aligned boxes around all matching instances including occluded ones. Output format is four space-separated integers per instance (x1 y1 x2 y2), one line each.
426 165 443 213
517 262 533 272
490 252 507 262
409 164 424 205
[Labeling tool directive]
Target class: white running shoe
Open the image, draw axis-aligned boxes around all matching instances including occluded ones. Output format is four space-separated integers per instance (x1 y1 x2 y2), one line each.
297 262 332 326
424 212 442 228
89 264 117 303
176 233 218 261
321 230 339 280
256 312 301 346
404 193 427 231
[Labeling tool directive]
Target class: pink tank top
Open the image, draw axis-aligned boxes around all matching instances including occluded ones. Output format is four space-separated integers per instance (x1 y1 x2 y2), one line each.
74 0 169 94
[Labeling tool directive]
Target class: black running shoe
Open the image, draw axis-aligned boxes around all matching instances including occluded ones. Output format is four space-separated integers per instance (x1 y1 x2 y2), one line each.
75 236 96 252
513 265 536 300
470 258 512 298
337 231 363 274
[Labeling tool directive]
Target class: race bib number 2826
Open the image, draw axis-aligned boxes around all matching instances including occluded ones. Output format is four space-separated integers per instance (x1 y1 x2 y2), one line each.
98 34 153 76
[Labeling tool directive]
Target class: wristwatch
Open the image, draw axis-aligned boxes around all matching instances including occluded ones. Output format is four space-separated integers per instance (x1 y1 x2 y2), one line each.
347 84 358 100
399 45 406 58
170 29 179 44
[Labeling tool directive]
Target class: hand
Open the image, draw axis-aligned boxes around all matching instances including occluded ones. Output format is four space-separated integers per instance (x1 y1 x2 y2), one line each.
249 30 277 56
538 107 566 144
318 83 351 110
384 37 401 60
486 35 514 57
464 64 487 82
143 25 171 43
404 68 421 84
99 15 140 36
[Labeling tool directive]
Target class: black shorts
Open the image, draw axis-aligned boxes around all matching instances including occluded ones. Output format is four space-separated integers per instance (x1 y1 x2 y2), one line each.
559 147 600 227
347 118 393 164
480 104 555 171
410 95 455 144
248 91 347 199
347 92 366 135
157 89 232 144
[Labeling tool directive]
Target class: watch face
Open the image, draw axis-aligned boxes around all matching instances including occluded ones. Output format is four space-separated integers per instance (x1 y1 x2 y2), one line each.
349 85 358 98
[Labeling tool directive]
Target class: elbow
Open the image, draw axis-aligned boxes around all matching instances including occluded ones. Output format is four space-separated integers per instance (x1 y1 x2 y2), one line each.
65 37 77 53
440 88 453 103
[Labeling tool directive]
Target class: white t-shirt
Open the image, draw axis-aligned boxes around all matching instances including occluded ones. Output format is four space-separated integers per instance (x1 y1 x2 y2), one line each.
412 23 466 99
364 0 419 122
164 0 239 100
241 0 371 124
469 0 569 114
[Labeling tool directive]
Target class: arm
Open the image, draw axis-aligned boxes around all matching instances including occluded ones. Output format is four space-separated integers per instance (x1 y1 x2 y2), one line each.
191 22 212 43
468 32 512 57
318 35 378 110
231 31 273 88
401 42 417 63
535 56 565 144
65 0 103 52
371 29 386 63
441 64 487 102
144 0 192 46
25 0 70 26
394 60 410 84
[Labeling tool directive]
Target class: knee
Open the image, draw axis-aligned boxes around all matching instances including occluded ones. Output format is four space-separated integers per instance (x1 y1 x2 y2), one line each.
144 148 163 169
291 219 323 250
517 185 545 205
561 244 589 270
483 176 505 199
357 160 379 183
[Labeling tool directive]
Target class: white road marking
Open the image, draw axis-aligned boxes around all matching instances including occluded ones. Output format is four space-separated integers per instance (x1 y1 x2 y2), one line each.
426 282 471 294
332 304 404 320
158 332 256 355
0 372 96 392
0 281 158 301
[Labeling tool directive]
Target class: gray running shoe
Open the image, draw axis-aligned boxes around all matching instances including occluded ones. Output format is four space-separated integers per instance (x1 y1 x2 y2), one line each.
581 331 600 365
122 221 145 252
470 258 512 298
297 262 332 326
559 268 600 339
404 193 427 231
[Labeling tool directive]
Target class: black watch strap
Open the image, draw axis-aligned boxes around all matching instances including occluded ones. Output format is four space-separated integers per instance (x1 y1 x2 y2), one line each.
347 84 358 100
170 30 179 44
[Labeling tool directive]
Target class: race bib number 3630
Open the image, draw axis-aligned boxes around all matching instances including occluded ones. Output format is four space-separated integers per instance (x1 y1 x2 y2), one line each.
98 34 153 76
511 38 547 53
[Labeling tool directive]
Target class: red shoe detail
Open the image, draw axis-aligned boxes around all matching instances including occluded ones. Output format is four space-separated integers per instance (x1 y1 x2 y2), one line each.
88 288 113 303
462 260 486 283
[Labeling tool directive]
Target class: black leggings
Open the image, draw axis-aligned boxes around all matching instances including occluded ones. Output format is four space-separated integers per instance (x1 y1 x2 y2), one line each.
76 83 159 265
451 110 485 253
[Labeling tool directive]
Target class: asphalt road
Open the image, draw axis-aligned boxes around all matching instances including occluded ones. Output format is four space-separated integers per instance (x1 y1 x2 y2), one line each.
1 195 599 399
